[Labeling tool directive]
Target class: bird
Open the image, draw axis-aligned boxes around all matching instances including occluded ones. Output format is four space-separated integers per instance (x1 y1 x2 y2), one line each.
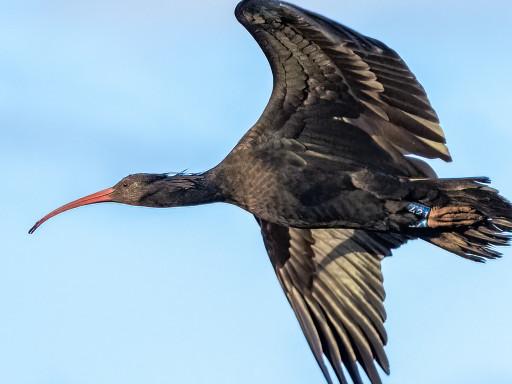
29 1 512 383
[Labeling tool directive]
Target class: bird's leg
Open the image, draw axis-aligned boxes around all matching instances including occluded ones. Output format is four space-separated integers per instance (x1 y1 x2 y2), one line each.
407 202 484 228
407 203 430 228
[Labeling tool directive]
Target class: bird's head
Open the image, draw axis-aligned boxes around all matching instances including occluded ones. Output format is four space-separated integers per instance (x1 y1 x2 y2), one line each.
111 173 169 205
29 173 170 234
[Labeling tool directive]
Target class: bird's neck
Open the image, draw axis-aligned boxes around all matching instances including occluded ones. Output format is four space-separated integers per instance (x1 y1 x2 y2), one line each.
138 171 223 208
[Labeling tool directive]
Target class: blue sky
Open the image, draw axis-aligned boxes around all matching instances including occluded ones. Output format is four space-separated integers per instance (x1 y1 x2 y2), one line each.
2 1 512 383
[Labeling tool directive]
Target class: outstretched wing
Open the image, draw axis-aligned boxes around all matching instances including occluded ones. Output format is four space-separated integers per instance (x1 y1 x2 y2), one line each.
257 218 409 384
235 0 451 172
239 2 441 382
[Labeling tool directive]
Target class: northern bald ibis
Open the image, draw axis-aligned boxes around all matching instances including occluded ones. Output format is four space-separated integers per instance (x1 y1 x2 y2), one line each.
30 1 512 383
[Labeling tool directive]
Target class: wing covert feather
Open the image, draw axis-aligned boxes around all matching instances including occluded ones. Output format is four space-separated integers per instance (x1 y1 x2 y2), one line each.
235 0 451 165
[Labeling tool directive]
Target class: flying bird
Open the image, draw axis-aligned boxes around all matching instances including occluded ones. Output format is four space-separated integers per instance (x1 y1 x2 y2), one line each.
30 1 512 383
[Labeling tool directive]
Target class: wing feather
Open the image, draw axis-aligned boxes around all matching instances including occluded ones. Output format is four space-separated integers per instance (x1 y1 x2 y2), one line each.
235 2 441 382
288 286 335 383
257 217 410 384
235 0 451 166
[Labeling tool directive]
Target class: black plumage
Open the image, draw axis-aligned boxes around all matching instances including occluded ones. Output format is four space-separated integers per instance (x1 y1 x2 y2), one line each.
29 1 512 384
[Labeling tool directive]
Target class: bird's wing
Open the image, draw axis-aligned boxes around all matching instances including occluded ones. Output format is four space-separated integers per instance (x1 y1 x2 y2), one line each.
257 217 409 384
235 0 451 170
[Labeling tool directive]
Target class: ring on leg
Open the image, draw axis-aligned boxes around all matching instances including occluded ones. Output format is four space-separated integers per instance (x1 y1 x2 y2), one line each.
407 202 431 228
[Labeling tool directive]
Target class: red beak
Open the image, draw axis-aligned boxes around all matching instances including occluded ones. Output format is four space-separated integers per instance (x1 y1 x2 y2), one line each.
29 187 115 234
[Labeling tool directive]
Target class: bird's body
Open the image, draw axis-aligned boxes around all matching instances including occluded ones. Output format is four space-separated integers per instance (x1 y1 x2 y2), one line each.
215 139 407 230
30 1 512 384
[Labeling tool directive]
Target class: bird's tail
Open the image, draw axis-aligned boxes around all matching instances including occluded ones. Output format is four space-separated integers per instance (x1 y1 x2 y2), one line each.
416 177 512 262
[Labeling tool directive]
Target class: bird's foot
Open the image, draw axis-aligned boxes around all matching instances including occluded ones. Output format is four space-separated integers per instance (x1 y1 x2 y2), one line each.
407 203 484 228
427 206 483 228
407 203 483 228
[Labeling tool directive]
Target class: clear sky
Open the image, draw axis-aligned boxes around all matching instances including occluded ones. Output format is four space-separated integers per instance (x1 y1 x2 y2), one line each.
2 1 512 383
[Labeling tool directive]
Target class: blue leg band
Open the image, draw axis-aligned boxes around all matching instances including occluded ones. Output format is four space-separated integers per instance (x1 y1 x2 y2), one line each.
407 203 431 228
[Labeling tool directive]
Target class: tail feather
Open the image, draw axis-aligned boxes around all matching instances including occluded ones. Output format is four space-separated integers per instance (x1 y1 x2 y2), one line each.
418 177 512 262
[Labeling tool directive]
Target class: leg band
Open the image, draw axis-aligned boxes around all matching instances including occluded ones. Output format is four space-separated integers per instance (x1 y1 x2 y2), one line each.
407 203 431 228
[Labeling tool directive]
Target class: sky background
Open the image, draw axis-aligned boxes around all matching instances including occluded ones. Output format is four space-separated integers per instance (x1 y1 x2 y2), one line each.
2 0 512 383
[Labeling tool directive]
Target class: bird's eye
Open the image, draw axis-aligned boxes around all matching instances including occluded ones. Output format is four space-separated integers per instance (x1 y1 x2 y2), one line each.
123 183 128 188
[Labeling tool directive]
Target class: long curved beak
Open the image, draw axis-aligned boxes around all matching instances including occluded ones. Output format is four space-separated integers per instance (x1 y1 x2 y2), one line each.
29 187 115 234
